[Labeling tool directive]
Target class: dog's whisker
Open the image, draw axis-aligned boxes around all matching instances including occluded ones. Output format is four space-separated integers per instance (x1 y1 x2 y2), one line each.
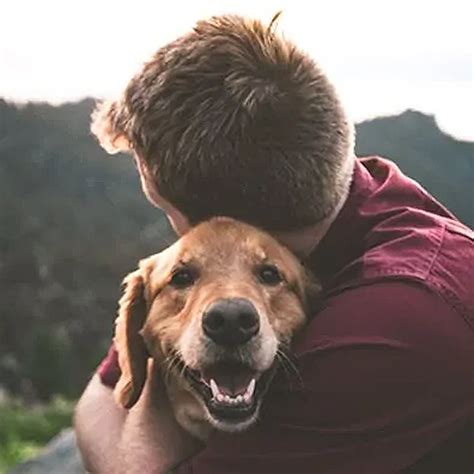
165 349 189 382
275 351 294 387
277 349 301 381
162 351 184 385
276 349 304 390
178 353 189 380
162 360 174 385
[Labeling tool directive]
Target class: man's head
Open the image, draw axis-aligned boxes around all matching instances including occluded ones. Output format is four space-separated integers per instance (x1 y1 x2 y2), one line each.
92 14 354 234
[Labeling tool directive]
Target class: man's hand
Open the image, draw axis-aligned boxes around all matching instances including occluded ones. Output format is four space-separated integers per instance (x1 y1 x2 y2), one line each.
74 362 203 474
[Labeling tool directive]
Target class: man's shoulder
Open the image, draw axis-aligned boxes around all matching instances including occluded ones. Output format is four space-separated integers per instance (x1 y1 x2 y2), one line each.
294 279 473 358
318 158 474 324
310 156 473 312
365 197 472 268
327 212 474 329
428 218 474 326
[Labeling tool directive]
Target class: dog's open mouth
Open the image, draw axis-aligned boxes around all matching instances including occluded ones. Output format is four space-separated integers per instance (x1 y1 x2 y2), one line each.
183 360 274 424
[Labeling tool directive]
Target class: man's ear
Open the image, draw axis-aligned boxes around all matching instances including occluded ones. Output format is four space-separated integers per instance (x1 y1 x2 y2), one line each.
114 270 149 409
90 100 131 154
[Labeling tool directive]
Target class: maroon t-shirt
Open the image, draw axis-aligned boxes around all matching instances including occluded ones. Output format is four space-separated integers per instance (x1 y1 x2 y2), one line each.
99 157 474 473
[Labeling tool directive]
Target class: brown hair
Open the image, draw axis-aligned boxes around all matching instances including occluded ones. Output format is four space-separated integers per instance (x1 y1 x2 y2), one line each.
91 14 354 231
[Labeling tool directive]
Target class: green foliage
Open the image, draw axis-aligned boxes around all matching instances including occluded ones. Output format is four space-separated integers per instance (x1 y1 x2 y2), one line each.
0 399 73 473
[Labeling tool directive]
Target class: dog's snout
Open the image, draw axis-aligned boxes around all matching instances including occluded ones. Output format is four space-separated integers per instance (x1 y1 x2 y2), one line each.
202 298 260 345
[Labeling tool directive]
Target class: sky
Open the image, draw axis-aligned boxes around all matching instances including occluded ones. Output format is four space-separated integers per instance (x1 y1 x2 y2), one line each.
1 0 473 140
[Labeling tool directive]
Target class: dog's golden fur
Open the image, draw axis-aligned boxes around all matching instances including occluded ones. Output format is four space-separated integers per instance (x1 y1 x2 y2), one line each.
113 217 318 439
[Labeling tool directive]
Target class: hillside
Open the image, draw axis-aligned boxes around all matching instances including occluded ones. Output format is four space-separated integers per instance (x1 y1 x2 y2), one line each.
0 99 472 400
0 99 174 399
355 109 473 226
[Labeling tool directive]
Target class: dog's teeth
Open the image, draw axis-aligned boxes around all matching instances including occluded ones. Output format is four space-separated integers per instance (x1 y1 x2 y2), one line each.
245 378 256 398
209 378 256 405
210 379 220 399
240 378 256 404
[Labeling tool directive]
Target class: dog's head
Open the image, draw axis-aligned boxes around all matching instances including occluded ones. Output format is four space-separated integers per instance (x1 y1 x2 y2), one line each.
114 217 318 432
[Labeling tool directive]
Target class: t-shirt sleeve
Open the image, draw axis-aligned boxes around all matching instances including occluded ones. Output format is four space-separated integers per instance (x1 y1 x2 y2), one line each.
177 282 473 474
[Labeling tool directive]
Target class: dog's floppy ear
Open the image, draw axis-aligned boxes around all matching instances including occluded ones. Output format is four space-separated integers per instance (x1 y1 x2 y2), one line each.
90 100 131 154
114 270 149 408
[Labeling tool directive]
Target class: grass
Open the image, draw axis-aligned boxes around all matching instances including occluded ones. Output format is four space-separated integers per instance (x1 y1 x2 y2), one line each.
0 398 74 473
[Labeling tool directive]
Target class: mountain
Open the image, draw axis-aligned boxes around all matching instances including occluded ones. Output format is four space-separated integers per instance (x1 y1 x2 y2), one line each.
355 109 473 226
0 100 472 400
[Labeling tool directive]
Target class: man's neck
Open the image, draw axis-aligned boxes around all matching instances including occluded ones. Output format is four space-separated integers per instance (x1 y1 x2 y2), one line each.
274 190 349 260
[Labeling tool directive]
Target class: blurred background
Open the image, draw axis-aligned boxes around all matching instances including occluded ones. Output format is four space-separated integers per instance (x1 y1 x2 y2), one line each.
0 0 472 472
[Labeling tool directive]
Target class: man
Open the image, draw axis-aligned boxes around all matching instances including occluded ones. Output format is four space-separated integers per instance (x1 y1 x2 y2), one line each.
74 15 473 473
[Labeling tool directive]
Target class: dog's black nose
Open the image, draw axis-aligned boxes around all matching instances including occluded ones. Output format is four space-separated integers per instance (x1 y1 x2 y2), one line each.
202 298 260 345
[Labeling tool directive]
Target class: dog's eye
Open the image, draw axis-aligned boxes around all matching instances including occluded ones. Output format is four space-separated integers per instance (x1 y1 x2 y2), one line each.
169 268 195 288
257 264 283 286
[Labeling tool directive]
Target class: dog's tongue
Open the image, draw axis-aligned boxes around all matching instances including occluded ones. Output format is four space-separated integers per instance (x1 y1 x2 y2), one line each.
202 363 256 396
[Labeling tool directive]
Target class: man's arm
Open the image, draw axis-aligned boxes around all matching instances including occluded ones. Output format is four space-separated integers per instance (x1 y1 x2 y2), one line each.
74 375 126 473
74 362 202 474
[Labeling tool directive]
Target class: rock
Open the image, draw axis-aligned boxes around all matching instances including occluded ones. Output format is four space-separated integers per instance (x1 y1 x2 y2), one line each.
9 428 85 474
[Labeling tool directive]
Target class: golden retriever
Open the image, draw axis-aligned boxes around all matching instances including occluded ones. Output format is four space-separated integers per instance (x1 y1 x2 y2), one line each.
114 217 317 440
